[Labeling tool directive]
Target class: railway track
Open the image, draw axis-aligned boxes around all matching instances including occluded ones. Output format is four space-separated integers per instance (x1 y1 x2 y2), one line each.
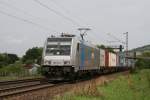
0 78 57 99
0 78 44 86
0 83 61 99
0 71 129 100
0 78 45 90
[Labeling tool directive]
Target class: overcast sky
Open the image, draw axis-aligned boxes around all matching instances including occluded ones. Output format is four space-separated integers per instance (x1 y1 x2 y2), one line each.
0 0 150 56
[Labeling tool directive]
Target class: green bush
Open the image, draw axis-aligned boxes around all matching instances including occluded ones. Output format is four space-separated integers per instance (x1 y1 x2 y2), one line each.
22 47 43 64
135 51 150 69
0 53 19 67
0 61 26 76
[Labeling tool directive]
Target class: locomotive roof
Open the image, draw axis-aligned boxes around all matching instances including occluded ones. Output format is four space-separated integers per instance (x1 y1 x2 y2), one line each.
47 34 98 49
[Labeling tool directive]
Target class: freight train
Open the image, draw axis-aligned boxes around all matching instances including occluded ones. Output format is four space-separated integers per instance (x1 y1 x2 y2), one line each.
41 34 130 80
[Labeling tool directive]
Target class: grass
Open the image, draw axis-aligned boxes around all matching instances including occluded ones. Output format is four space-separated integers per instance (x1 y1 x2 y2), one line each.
54 69 150 100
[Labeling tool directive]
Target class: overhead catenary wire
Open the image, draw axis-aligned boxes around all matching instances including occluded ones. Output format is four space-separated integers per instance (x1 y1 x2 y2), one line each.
49 0 88 26
48 0 106 44
33 0 105 44
50 0 71 14
94 30 108 43
33 0 81 27
107 33 125 44
0 0 58 30
48 2 101 43
0 9 57 32
0 0 40 20
0 0 106 44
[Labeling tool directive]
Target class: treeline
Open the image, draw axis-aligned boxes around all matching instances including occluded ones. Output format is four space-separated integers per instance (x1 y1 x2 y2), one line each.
22 47 43 65
96 45 116 53
135 51 150 69
0 47 43 67
1 46 150 69
0 53 19 67
0 47 43 78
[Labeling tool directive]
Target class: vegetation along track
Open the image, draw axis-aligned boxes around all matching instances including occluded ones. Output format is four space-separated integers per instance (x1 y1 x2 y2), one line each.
0 71 129 100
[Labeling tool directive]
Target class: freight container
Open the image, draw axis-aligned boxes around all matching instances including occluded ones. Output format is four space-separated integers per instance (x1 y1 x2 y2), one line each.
105 50 109 67
109 52 117 67
99 49 105 67
105 50 117 67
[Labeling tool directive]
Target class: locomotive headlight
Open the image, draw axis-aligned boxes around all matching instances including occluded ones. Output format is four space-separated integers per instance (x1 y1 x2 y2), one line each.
64 61 70 65
44 60 51 65
44 60 48 64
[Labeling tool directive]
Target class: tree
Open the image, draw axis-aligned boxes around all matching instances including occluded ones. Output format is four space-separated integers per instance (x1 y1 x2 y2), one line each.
0 54 5 67
7 54 19 64
135 51 150 69
0 53 19 67
97 45 105 49
22 47 43 64
97 45 115 53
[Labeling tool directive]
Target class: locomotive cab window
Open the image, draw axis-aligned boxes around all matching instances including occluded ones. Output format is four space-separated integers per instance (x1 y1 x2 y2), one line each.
46 38 72 56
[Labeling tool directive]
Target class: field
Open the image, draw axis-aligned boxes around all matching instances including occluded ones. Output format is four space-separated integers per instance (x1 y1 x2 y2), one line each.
54 69 150 100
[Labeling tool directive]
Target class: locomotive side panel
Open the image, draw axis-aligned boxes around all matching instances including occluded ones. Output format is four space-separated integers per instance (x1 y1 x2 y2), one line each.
78 42 100 70
71 38 80 72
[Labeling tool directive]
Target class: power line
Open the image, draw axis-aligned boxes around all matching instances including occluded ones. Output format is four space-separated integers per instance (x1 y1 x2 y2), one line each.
0 9 57 32
0 0 58 32
50 0 72 16
91 29 108 43
50 1 104 42
49 0 101 41
0 0 112 46
107 33 125 44
33 0 81 27
49 0 87 26
0 0 37 19
33 0 104 43
0 0 100 42
34 0 102 43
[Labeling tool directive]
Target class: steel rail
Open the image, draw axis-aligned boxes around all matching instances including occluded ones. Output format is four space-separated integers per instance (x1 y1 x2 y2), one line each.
0 78 44 86
0 83 62 98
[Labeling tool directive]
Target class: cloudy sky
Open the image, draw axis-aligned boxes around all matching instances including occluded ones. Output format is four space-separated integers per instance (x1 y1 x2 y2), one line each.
0 0 149 56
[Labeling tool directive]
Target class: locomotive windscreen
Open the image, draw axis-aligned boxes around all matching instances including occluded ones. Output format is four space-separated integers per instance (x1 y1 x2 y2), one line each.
46 38 72 56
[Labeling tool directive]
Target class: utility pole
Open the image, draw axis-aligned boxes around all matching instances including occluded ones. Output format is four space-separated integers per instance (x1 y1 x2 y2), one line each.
107 32 129 66
123 32 128 66
78 28 91 40
107 33 125 44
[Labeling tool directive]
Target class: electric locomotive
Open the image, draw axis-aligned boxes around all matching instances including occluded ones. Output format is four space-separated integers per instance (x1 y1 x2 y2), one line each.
41 33 100 80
